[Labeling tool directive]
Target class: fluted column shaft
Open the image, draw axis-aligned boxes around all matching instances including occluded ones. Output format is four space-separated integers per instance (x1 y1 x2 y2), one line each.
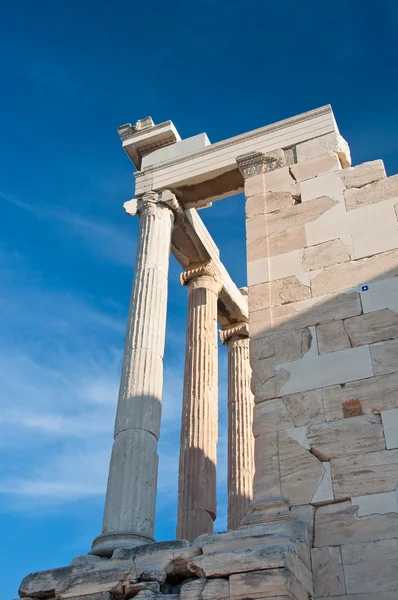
92 192 176 557
221 323 254 529
177 264 222 541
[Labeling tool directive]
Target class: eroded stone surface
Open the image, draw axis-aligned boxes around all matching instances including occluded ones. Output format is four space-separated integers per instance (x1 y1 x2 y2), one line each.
269 276 311 307
342 538 398 594
308 414 385 459
339 159 386 189
312 546 346 597
331 449 398 498
316 319 351 353
345 173 398 211
344 308 398 347
303 238 350 271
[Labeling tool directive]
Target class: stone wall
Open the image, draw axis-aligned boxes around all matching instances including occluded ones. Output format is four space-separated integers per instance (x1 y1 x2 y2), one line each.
246 149 398 598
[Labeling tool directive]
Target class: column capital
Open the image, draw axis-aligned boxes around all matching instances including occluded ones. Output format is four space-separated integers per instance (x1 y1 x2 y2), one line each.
236 149 285 179
124 189 184 224
180 260 222 293
220 321 249 345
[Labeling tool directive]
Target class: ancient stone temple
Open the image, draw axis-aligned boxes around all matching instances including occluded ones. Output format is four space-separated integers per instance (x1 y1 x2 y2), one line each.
18 106 398 600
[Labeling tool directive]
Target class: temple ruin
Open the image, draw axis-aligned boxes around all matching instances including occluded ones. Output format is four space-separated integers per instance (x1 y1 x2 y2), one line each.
18 105 398 599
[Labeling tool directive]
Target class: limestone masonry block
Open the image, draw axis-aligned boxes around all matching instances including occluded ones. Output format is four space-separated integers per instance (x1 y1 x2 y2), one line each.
317 319 351 353
249 282 270 312
263 190 296 213
253 431 281 498
245 192 266 219
342 538 398 594
290 152 341 182
311 546 346 597
264 165 295 191
247 257 268 286
266 195 337 235
331 449 398 498
295 132 351 167
302 238 351 271
370 338 398 375
250 306 271 340
310 249 398 297
275 345 373 397
271 291 362 333
267 225 307 257
345 173 398 211
308 414 385 459
269 276 311 307
229 567 308 600
344 308 398 346
281 389 324 427
314 502 398 547
300 171 345 203
381 409 398 449
274 328 313 363
323 372 398 421
279 430 324 505
269 249 307 282
338 159 386 189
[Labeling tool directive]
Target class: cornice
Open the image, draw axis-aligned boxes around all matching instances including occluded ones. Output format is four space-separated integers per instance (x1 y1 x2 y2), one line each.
134 105 332 177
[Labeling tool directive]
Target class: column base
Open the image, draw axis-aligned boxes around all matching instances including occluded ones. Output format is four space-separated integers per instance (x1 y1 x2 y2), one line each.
90 531 154 557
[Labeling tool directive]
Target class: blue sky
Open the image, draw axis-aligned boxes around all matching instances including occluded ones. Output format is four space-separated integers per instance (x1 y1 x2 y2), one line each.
1 1 398 597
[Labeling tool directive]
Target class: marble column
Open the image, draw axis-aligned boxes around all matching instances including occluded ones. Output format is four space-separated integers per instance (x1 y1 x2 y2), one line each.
92 190 181 557
220 322 254 530
177 262 222 541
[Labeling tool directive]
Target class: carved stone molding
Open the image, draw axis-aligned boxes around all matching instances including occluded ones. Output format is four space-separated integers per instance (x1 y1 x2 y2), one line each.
180 260 221 289
220 321 250 344
123 189 183 224
236 149 285 179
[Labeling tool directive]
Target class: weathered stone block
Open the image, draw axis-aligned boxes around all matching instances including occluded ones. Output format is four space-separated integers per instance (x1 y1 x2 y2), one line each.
303 238 350 271
308 414 385 459
342 538 398 594
267 196 337 236
312 546 346 597
268 225 307 257
271 291 362 333
323 372 398 421
19 566 88 599
311 249 398 297
296 132 351 167
56 565 135 599
253 398 295 436
264 165 295 192
249 282 269 312
264 190 296 213
316 319 351 353
274 328 313 363
339 159 386 189
281 389 324 427
229 567 308 600
331 449 398 498
253 432 281 498
344 308 398 347
250 306 271 340
270 276 311 307
352 491 398 516
372 339 398 375
248 256 269 286
345 173 398 211
279 430 324 505
290 152 341 182
314 502 398 547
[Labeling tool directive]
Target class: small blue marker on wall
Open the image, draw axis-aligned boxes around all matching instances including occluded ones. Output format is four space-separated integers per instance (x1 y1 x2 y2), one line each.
361 285 369 291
